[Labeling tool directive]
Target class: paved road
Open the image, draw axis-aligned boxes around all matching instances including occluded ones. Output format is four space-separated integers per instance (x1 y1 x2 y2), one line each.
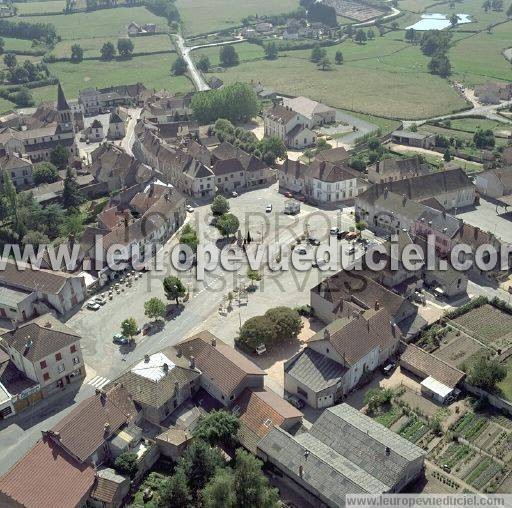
403 99 512 129
174 34 211 91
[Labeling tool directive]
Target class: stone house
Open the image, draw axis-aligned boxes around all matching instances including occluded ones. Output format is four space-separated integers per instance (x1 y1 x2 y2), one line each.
474 166 512 198
0 314 85 397
107 110 126 140
0 153 33 188
285 307 400 409
263 103 316 148
367 157 430 184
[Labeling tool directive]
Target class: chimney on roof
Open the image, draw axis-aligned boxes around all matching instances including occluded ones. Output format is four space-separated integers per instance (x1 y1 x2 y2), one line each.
144 354 150 363
298 464 304 478
384 187 388 199
211 336 216 347
323 328 330 340
375 300 380 311
44 321 52 328
428 221 432 227
385 446 391 456
402 194 407 206
174 381 179 394
376 161 380 173
189 356 196 369
163 363 169 374
176 348 182 358
104 422 110 435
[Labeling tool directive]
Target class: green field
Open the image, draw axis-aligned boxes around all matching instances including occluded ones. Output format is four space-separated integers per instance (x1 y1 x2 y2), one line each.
498 358 512 402
448 117 510 132
193 37 468 119
14 0 66 14
450 22 512 85
2 36 39 52
52 33 172 58
176 0 300 36
46 53 192 100
19 6 163 39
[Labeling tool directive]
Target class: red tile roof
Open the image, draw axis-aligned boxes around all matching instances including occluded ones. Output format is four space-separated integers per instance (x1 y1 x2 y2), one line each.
51 385 137 462
178 331 265 398
0 437 95 508
235 387 302 439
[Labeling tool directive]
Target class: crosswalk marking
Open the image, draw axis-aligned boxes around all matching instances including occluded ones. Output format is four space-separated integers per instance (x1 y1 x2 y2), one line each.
86 375 111 390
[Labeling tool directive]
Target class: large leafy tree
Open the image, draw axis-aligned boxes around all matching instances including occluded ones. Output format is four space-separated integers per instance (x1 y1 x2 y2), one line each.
211 195 230 216
144 297 166 321
219 44 239 67
62 167 84 210
50 144 69 170
216 213 239 238
163 275 186 304
180 440 224 498
264 306 303 341
233 449 280 508
100 41 116 60
33 161 59 185
171 56 187 76
70 43 83 62
117 38 134 57
465 353 506 391
114 452 138 478
158 468 191 508
179 223 199 252
238 315 277 348
193 410 240 448
121 317 138 340
201 469 236 508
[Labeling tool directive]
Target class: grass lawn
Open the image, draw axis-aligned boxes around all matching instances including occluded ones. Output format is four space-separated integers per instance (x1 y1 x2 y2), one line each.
14 0 66 14
52 33 172 58
497 358 512 402
450 21 512 85
176 0 300 36
448 117 510 133
435 0 510 32
19 6 164 40
42 53 193 101
0 97 15 114
2 36 39 52
194 36 467 119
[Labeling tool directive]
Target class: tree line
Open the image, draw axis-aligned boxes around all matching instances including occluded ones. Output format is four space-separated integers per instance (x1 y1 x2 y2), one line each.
0 19 59 46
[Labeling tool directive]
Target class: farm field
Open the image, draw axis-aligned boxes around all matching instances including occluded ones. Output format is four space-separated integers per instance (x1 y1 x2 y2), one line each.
14 0 66 14
2 36 39 52
176 0 300 36
433 328 486 370
193 37 468 119
451 304 512 350
448 117 511 133
450 21 512 85
19 6 163 39
419 123 510 146
52 33 173 58
44 53 192 101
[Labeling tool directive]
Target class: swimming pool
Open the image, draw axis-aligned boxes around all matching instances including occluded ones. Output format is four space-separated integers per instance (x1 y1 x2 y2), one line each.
405 13 471 30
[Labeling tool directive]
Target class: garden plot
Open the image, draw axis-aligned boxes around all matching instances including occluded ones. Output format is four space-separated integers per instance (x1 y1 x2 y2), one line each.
450 411 489 442
399 415 431 444
451 305 512 351
433 328 485 370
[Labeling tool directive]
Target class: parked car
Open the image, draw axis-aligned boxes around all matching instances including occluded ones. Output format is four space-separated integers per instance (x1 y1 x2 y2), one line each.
296 248 307 255
186 204 194 213
308 237 320 246
94 296 106 306
255 343 267 355
86 301 100 311
330 227 339 235
313 258 326 268
284 191 293 198
345 231 358 241
112 333 129 345
265 204 272 213
347 246 356 255
381 362 396 376
285 393 305 409
232 191 238 197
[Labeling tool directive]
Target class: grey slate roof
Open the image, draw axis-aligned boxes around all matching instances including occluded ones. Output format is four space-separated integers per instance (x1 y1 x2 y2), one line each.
285 347 347 391
309 404 425 487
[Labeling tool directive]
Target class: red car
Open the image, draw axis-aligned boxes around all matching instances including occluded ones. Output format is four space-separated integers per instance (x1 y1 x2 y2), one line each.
297 195 306 202
284 191 293 198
